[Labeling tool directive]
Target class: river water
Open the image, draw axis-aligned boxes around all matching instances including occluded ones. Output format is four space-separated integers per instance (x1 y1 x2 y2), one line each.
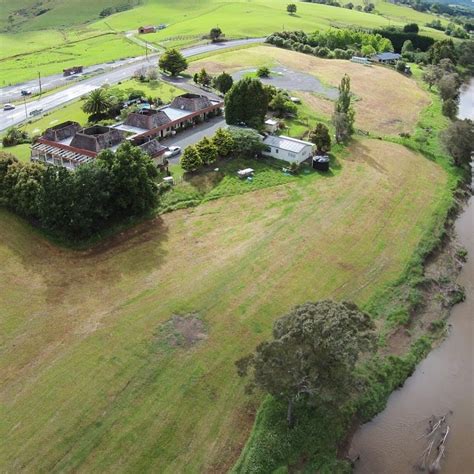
350 81 474 473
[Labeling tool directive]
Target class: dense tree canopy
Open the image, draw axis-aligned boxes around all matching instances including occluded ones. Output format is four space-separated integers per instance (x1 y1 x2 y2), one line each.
159 49 188 76
213 72 233 94
441 119 474 167
287 3 297 14
236 300 376 425
0 143 158 240
224 78 269 129
269 91 297 118
309 123 331 153
210 27 223 42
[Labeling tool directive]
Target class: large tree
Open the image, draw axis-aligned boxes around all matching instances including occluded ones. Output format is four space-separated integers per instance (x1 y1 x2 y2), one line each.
441 119 474 167
287 3 297 14
213 72 233 95
224 77 269 129
158 49 188 76
4 161 44 219
82 88 113 118
333 74 355 143
236 300 376 426
97 142 158 217
428 39 457 65
437 73 460 102
269 91 297 118
210 27 222 42
309 123 331 154
229 128 267 158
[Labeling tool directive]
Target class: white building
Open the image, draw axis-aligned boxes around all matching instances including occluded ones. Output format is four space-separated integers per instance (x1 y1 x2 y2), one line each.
264 118 279 134
262 135 314 163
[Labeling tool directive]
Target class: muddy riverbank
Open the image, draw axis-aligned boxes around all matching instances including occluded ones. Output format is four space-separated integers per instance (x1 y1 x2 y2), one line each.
348 82 473 473
350 198 473 473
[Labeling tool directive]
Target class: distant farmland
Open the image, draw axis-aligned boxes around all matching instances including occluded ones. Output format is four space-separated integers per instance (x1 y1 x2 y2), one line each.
0 0 449 84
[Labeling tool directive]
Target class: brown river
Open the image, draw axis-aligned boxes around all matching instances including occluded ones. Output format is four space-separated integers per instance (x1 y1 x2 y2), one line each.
350 80 474 473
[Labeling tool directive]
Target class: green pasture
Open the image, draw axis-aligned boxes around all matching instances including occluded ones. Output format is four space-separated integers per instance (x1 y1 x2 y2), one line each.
0 0 452 84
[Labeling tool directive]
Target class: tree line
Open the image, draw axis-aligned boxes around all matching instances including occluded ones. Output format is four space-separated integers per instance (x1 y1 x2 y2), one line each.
180 128 268 172
266 29 394 59
0 143 159 241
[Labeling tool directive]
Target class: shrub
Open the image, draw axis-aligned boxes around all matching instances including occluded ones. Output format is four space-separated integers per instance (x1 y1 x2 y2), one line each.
180 146 203 172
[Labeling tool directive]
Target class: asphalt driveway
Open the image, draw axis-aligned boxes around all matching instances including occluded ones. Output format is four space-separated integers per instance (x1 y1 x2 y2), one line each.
161 115 226 163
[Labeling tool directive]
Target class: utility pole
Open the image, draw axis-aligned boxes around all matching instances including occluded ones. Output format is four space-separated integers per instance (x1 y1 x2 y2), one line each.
38 72 42 97
145 41 148 60
23 96 28 119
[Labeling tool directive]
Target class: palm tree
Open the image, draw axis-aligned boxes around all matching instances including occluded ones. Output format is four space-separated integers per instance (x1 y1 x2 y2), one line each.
82 88 113 117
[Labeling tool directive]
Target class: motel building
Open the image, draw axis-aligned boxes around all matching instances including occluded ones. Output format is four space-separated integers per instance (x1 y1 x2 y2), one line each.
30 94 223 170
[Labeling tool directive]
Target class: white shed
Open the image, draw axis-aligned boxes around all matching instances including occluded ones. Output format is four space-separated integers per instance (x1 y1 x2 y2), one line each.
265 119 279 134
262 135 314 163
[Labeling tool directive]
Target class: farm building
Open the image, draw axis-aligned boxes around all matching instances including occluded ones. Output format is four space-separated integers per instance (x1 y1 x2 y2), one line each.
371 52 401 64
116 93 224 139
30 122 166 169
262 135 314 163
138 25 156 34
351 56 371 65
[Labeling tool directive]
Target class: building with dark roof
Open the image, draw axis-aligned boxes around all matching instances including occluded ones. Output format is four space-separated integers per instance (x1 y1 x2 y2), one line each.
371 52 401 64
115 93 224 140
31 121 166 170
125 109 171 130
170 93 213 112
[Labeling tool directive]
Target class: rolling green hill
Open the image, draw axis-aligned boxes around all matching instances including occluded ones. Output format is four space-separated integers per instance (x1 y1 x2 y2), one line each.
0 0 450 85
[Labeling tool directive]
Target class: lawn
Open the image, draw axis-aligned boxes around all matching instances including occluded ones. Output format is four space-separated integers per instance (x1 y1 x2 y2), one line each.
191 45 431 135
0 137 449 472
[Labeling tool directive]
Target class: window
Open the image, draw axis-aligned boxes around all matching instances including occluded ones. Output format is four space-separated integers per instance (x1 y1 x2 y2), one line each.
275 148 279 154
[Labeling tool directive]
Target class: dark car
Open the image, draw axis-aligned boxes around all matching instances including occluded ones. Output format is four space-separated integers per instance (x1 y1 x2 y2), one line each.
21 90 32 96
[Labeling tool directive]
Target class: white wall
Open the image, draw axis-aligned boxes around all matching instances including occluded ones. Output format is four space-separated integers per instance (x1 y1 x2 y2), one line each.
263 145 313 163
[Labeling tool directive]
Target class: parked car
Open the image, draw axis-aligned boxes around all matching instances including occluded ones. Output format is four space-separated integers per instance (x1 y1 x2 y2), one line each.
3 103 15 111
164 146 181 158
21 90 32 96
29 108 43 116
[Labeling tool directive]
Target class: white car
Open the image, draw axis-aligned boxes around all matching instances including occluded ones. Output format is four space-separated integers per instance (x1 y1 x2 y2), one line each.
3 103 15 111
164 146 181 158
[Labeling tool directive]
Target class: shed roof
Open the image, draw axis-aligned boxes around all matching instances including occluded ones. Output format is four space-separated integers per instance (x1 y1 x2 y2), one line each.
263 135 313 153
373 52 401 61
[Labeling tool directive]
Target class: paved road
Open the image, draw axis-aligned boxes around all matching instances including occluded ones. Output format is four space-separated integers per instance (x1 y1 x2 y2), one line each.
0 38 264 132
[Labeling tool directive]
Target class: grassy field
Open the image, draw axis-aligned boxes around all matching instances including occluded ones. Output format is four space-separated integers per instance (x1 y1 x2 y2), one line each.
0 33 144 86
0 0 450 84
190 45 430 135
0 136 449 472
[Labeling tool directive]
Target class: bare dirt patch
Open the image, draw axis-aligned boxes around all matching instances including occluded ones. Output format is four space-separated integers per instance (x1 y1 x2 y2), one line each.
158 313 208 349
